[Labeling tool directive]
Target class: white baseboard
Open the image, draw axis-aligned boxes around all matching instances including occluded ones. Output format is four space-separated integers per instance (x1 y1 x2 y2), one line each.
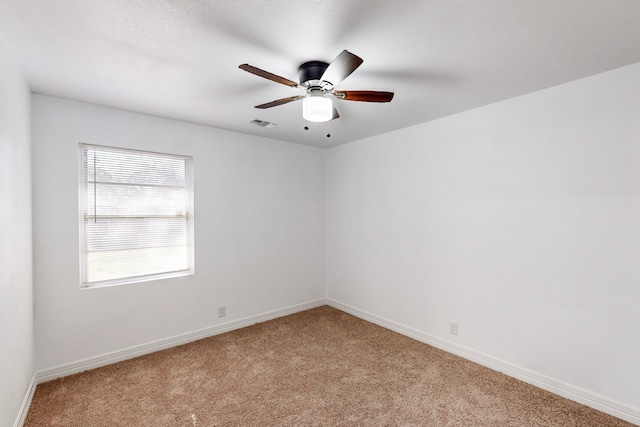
36 298 326 384
13 374 36 427
326 298 640 426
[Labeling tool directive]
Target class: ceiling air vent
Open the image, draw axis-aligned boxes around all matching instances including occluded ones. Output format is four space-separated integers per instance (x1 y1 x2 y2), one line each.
251 119 277 128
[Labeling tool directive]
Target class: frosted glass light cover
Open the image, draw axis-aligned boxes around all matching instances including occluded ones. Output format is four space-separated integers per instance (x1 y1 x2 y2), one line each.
303 95 332 122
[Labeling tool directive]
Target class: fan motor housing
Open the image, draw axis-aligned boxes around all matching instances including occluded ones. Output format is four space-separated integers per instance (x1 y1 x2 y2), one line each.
298 61 329 85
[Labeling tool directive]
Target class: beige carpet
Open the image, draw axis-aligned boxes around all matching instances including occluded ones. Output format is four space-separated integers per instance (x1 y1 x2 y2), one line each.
25 306 633 426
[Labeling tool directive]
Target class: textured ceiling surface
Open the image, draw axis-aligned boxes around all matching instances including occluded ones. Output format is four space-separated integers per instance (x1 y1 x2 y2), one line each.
1 0 640 148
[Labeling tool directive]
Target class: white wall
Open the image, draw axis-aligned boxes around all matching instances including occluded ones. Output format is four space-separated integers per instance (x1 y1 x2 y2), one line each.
0 37 34 426
326 63 640 413
32 95 325 371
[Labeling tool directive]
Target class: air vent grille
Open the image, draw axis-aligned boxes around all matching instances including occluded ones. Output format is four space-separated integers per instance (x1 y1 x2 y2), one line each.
251 119 277 128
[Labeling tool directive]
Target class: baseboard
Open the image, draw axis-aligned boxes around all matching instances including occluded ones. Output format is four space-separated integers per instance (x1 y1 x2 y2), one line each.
13 374 37 427
36 298 326 384
326 298 640 426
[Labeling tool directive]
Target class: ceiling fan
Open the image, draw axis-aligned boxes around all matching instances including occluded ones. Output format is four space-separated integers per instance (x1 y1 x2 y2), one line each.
239 50 394 123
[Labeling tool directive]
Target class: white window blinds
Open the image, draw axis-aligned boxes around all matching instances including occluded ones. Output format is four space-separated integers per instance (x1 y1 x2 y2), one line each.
80 144 194 287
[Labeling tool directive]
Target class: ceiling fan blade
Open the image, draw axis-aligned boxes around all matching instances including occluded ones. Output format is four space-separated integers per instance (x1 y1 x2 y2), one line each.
320 50 363 87
255 95 305 109
334 90 394 102
239 64 299 87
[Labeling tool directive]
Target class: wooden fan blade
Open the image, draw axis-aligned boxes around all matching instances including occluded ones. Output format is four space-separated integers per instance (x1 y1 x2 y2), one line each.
239 64 299 87
255 95 305 109
334 90 394 102
320 50 363 87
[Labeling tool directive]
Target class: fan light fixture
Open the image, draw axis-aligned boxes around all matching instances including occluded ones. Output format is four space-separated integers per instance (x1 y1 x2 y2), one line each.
303 90 332 122
239 50 394 123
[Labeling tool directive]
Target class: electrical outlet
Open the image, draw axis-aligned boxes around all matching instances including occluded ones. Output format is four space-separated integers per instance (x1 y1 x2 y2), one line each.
218 305 226 318
449 321 458 335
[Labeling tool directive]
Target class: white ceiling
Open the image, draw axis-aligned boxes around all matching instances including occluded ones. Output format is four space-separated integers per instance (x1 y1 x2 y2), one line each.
1 1 640 148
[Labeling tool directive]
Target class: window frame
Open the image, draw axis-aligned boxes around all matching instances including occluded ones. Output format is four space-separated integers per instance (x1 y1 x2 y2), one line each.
78 143 195 289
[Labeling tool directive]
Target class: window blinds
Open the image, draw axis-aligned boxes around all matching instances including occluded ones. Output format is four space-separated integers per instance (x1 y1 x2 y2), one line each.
80 144 193 287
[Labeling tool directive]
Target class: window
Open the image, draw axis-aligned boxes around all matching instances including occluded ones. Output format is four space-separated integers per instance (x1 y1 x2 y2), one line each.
80 144 194 288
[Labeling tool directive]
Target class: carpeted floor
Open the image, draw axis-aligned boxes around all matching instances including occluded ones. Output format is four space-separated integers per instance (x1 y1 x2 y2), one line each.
25 306 634 426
